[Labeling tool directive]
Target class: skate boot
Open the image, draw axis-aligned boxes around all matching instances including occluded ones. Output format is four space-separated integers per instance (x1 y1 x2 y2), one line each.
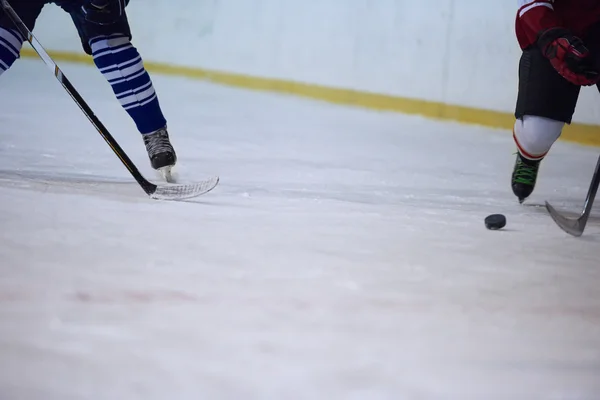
511 152 541 203
143 126 177 181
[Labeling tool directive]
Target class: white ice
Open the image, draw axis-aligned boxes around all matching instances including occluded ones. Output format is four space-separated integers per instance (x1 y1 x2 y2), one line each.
1 59 599 399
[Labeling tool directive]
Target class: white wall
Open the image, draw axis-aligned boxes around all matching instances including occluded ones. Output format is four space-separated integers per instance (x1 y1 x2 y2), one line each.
29 0 600 125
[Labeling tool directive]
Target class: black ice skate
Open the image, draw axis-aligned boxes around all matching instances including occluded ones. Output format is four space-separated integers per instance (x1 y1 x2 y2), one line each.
511 152 541 203
143 126 177 182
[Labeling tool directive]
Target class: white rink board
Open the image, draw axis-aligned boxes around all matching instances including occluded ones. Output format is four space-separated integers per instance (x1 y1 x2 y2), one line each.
28 1 600 125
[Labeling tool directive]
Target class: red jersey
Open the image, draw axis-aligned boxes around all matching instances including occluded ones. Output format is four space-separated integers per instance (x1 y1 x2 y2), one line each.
516 0 600 49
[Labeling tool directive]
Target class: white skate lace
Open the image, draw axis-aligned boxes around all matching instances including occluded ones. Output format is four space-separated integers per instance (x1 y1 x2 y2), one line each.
144 128 173 157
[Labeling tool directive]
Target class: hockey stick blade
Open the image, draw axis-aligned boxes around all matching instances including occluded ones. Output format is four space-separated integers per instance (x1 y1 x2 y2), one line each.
544 154 600 237
149 176 219 201
545 201 587 237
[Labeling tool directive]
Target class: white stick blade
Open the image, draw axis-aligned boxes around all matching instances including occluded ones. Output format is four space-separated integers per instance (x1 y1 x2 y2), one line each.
150 176 219 201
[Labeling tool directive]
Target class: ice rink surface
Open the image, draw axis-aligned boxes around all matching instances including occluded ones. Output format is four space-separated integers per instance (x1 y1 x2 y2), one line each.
1 59 599 399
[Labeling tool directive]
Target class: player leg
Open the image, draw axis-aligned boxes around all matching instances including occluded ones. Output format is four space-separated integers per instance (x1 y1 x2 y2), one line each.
0 0 47 77
511 47 581 203
62 1 176 177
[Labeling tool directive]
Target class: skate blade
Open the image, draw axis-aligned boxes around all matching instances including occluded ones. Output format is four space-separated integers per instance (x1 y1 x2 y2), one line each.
158 166 176 183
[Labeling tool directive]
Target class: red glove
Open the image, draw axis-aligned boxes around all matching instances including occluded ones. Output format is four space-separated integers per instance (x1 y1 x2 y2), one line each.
537 27 600 86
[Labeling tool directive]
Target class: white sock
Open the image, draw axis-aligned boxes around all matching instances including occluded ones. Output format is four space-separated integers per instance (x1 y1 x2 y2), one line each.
513 115 564 160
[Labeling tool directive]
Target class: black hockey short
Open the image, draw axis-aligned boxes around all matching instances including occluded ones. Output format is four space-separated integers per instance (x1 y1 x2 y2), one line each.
515 22 600 124
0 0 131 55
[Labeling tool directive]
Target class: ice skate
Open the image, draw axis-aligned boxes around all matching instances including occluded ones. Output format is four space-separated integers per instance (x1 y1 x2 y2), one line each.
511 151 541 203
143 126 177 183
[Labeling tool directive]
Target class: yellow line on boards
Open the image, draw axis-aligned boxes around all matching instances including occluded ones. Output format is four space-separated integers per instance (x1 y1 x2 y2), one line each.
19 48 600 147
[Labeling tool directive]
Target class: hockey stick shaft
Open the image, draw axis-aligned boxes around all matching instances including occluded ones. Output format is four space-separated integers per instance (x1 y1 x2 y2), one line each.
1 0 156 195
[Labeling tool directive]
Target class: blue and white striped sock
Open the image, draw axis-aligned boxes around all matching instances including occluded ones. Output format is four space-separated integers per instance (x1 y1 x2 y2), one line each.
90 34 166 135
0 27 23 76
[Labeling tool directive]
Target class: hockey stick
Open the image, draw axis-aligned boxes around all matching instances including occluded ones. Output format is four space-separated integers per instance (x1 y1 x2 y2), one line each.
545 154 600 237
0 0 218 200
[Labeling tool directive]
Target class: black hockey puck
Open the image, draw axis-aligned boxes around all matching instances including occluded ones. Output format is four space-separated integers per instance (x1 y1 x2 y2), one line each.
485 214 506 230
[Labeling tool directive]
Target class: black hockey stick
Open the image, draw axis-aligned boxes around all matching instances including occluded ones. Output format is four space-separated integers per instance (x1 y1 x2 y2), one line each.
545 154 600 237
1 0 218 200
